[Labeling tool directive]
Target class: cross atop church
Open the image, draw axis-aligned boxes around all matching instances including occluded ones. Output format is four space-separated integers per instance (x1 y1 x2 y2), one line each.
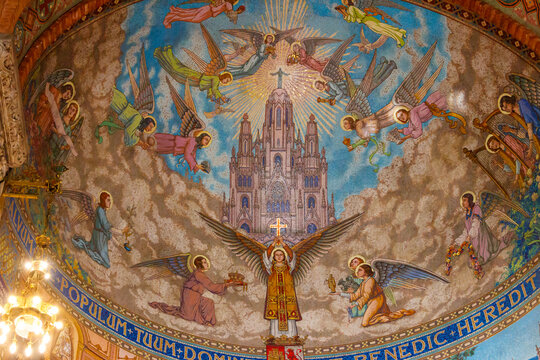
270 68 289 89
270 218 287 236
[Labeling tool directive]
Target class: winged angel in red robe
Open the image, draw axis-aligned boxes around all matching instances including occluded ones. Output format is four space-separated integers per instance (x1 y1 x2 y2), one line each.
198 213 362 338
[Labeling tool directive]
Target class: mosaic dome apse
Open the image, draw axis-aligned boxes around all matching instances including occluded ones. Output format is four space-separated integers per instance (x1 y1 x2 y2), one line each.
14 0 540 356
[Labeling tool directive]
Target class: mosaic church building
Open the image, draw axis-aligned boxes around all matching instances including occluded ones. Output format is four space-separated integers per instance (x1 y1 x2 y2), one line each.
221 86 336 237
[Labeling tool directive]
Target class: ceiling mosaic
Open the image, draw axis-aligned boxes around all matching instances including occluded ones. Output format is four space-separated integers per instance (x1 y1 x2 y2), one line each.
4 0 540 358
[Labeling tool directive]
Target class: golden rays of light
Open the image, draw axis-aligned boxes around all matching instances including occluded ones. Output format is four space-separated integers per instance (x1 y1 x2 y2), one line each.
220 0 348 139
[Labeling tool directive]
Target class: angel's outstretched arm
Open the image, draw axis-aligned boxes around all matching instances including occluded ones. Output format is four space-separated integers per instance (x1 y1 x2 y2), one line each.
194 270 227 295
350 277 374 309
262 252 272 274
266 242 275 257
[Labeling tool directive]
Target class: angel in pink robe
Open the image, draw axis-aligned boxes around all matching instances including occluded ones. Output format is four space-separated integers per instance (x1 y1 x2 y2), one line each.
163 0 245 28
153 132 210 173
445 193 504 279
453 201 500 265
396 91 448 143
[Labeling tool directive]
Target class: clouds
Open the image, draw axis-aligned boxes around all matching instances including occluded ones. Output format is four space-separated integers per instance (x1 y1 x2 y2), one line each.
33 0 540 349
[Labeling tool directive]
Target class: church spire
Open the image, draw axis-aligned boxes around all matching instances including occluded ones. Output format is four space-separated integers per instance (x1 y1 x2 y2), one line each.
329 193 336 224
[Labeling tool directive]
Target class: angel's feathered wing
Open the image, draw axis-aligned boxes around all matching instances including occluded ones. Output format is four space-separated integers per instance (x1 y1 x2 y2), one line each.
292 213 362 285
200 24 227 76
154 46 202 87
392 41 440 108
30 69 74 105
223 41 246 52
356 0 410 12
165 77 206 138
128 44 154 114
508 73 540 108
58 189 95 226
131 253 193 280
221 28 265 50
296 37 341 57
371 258 449 290
321 36 355 84
198 213 268 283
480 190 529 225
346 50 396 118
268 26 304 45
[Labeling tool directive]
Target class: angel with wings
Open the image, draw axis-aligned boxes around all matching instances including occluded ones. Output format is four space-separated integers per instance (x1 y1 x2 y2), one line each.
499 74 540 157
313 36 361 105
29 68 75 140
284 35 341 73
343 41 445 143
340 48 396 152
334 257 447 327
149 77 212 174
69 191 126 269
154 24 232 105
335 0 407 48
132 254 242 326
220 27 302 80
199 213 361 338
445 191 529 279
485 132 535 187
163 0 245 27
108 44 156 149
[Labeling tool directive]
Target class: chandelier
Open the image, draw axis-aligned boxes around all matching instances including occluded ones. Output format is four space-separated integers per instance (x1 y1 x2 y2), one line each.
0 234 63 357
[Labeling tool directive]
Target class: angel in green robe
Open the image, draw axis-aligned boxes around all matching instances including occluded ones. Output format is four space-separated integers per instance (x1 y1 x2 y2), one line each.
154 23 233 105
335 4 406 48
99 44 157 148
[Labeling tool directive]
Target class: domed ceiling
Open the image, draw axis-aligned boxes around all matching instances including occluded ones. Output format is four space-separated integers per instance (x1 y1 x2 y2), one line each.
4 0 540 358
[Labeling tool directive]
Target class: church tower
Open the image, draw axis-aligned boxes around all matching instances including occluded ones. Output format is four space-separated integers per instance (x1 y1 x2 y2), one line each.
263 83 294 177
223 77 335 241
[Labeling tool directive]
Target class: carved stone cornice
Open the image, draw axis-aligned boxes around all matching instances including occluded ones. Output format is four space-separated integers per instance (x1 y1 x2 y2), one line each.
0 35 29 176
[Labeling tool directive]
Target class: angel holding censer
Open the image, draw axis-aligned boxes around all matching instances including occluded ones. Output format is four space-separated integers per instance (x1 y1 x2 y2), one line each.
199 214 362 338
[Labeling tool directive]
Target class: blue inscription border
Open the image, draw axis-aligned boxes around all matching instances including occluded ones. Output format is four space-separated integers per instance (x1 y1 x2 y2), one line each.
6 198 540 360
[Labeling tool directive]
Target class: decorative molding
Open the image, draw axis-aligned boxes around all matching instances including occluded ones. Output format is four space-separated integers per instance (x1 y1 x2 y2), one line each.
495 0 540 28
0 0 32 34
0 35 28 178
405 0 540 70
17 0 133 86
